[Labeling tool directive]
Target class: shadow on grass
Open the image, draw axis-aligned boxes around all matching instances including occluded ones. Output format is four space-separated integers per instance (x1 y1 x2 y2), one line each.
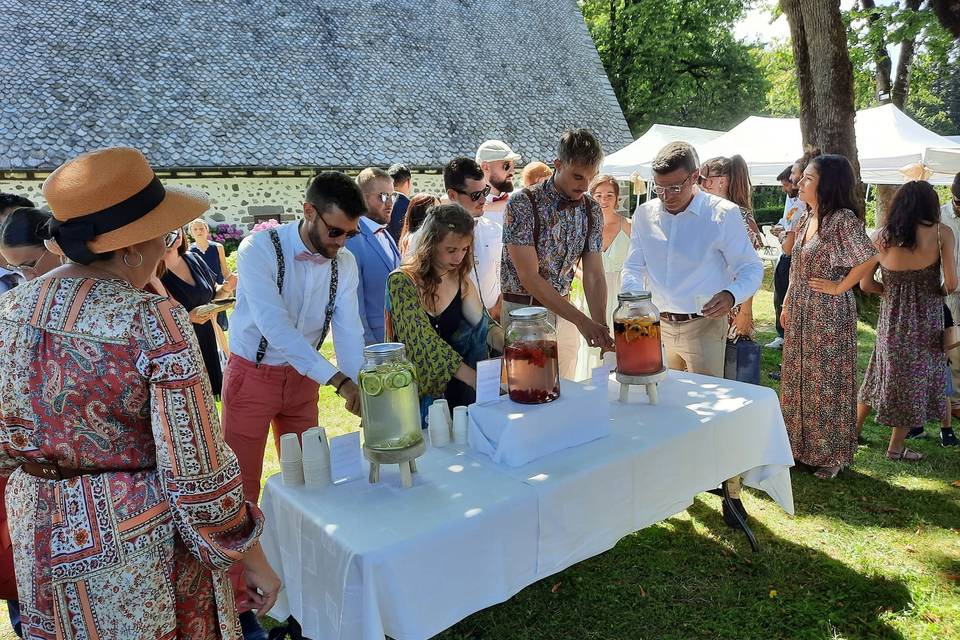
747 463 960 532
438 498 911 640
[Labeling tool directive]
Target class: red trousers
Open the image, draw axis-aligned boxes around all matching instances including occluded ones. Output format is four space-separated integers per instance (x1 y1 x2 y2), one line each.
221 354 321 612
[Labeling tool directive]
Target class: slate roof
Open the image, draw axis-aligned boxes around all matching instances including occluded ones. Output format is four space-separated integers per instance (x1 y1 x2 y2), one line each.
0 0 632 171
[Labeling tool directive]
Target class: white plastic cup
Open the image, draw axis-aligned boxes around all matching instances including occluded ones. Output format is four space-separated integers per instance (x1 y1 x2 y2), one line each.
428 404 451 447
279 433 302 462
433 399 452 430
301 427 328 461
452 406 468 444
280 459 305 486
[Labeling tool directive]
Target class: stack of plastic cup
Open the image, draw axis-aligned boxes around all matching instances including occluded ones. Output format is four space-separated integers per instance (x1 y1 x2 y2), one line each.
434 399 452 431
279 433 304 486
301 427 331 489
428 401 451 447
452 406 468 444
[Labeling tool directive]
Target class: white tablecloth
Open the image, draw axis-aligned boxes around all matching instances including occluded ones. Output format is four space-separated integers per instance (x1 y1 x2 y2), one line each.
467 380 611 466
260 372 794 640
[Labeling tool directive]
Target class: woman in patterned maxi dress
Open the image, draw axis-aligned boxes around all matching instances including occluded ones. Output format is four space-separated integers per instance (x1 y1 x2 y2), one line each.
0 147 280 639
780 155 879 479
857 181 955 462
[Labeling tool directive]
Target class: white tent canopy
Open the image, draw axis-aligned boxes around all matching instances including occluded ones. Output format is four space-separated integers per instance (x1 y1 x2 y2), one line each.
603 105 960 186
601 124 723 180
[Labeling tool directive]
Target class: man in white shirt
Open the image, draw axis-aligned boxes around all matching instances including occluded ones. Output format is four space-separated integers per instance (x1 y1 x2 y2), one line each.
621 141 763 525
222 171 366 635
476 140 521 227
767 165 802 349
346 168 402 344
224 171 365 501
941 172 960 444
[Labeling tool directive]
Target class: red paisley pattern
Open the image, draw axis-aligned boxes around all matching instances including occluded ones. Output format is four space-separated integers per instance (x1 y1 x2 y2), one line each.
0 277 264 639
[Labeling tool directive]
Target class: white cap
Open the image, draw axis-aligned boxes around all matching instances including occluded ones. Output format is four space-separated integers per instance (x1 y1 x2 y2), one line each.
476 140 521 164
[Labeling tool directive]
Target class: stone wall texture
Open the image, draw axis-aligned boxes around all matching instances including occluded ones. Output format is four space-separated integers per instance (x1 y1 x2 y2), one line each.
1 173 630 232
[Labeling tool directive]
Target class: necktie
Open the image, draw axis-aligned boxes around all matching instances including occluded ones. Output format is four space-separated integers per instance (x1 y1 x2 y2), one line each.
295 251 329 265
374 225 389 235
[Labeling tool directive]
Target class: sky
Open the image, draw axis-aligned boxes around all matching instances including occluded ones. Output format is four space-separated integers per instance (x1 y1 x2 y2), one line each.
734 0 894 43
735 0 900 70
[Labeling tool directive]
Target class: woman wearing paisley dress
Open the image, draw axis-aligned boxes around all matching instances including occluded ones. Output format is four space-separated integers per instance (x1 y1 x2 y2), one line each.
0 148 280 639
780 154 879 480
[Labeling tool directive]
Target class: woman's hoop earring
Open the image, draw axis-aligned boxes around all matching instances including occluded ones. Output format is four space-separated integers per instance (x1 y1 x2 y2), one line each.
123 250 144 268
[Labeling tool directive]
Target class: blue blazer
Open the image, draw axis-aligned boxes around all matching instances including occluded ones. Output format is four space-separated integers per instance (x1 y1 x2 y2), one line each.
387 193 409 244
345 220 401 344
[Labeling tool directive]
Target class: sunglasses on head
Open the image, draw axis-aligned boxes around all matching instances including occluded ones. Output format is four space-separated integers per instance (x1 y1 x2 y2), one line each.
311 206 359 239
453 184 491 202
164 229 181 248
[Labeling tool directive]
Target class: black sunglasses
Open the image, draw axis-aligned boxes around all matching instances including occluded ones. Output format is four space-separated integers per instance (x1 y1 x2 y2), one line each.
453 184 491 202
313 207 359 239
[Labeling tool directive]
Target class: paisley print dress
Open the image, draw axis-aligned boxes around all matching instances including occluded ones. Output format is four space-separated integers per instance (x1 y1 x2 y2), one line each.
780 210 878 467
0 277 264 639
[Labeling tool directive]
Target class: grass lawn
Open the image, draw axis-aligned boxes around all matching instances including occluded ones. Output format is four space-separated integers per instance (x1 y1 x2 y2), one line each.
3 274 958 640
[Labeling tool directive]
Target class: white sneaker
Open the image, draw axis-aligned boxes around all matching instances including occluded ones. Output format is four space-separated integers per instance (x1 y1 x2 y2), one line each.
765 337 784 349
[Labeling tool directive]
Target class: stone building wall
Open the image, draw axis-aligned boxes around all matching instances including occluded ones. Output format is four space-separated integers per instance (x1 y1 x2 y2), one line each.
0 172 450 231
1 172 630 233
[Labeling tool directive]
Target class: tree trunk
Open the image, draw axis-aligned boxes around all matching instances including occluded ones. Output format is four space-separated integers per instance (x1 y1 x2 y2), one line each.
781 0 817 144
860 0 892 103
780 0 862 190
929 0 960 38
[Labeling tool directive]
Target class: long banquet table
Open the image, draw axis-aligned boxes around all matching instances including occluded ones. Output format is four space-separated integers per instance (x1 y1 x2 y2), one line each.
260 371 795 640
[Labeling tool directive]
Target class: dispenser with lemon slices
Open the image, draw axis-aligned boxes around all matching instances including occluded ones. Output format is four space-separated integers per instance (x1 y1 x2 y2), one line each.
358 343 425 488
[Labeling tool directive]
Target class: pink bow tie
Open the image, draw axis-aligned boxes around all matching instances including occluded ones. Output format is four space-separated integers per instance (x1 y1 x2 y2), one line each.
295 251 329 265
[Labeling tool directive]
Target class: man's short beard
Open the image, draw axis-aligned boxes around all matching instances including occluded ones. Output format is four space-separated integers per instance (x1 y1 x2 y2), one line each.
492 177 514 194
789 189 799 198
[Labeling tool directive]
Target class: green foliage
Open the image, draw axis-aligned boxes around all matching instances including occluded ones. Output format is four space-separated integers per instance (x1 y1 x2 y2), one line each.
581 0 768 134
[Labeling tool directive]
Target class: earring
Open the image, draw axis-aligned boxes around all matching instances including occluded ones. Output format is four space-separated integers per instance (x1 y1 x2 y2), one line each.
123 250 144 268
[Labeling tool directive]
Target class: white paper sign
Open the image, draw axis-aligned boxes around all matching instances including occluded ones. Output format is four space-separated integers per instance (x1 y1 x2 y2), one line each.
329 431 364 484
475 358 503 405
591 363 611 388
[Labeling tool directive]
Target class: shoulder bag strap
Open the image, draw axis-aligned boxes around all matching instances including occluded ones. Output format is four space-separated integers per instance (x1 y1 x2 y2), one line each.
255 229 286 365
581 195 596 258
523 188 540 251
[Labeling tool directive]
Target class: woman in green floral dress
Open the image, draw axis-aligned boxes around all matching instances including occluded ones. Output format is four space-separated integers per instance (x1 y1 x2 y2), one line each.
386 204 489 420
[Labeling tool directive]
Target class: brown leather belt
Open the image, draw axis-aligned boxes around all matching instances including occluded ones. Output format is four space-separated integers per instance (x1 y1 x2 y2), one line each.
661 312 703 323
21 461 151 481
502 292 542 307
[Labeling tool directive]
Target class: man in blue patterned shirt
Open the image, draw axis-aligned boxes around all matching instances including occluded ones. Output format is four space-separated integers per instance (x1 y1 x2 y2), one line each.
500 129 614 380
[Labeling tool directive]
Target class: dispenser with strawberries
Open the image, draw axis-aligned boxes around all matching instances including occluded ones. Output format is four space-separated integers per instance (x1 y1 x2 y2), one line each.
504 307 561 404
613 291 667 404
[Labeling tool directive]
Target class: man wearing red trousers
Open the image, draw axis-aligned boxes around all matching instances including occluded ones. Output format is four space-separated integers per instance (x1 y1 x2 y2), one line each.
222 171 366 638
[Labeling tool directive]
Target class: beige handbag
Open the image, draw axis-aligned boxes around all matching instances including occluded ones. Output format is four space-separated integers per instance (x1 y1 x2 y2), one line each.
938 224 960 352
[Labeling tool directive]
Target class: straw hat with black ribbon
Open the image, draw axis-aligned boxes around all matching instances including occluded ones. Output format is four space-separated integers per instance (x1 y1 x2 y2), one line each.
41 147 209 264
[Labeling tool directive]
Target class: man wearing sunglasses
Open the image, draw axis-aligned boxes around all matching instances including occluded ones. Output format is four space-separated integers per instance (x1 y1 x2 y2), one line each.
501 129 614 379
346 167 402 344
223 171 367 636
476 140 521 228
